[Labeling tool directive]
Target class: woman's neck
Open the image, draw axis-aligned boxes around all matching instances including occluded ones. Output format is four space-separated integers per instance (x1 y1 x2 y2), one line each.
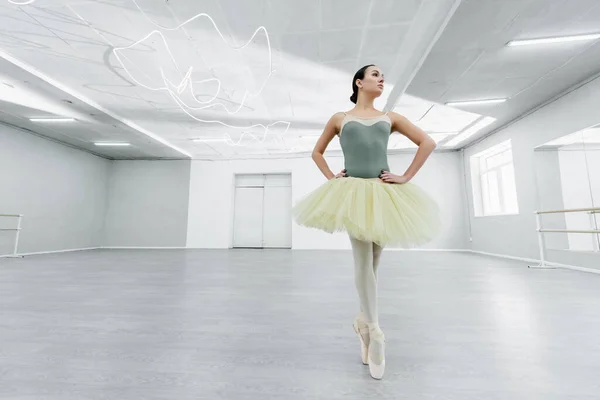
354 94 376 111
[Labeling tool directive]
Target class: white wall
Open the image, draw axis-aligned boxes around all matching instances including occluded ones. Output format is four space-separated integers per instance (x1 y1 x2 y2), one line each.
0 124 109 255
103 160 191 248
187 151 467 250
464 75 600 270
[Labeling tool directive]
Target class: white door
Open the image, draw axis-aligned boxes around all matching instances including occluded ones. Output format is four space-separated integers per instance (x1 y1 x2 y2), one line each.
262 174 292 248
232 173 292 248
232 175 264 248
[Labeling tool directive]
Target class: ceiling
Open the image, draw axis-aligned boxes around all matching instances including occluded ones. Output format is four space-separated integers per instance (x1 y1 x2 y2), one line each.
0 56 185 158
408 0 600 148
1 0 599 160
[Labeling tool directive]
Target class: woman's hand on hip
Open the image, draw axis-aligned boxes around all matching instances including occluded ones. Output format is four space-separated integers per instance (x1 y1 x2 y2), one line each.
335 169 347 178
379 170 409 184
331 169 347 179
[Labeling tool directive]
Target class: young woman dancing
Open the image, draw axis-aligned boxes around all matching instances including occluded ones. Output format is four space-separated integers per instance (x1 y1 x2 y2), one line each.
292 64 440 380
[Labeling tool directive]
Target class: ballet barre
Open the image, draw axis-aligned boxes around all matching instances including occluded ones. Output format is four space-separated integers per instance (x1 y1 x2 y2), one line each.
530 207 600 269
0 213 23 258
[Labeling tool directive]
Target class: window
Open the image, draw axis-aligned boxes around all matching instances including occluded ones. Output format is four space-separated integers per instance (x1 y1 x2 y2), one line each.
470 140 519 216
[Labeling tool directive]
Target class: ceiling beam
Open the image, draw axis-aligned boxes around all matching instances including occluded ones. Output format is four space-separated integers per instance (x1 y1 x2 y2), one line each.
383 0 463 112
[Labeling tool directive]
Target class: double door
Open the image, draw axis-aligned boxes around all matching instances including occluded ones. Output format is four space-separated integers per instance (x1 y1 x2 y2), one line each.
232 173 292 248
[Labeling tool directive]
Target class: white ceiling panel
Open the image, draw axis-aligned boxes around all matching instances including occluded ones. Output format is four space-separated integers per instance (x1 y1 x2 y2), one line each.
265 0 321 34
361 23 411 58
319 28 363 62
321 0 370 30
411 48 482 84
368 0 421 25
280 32 320 61
466 44 592 80
509 0 600 38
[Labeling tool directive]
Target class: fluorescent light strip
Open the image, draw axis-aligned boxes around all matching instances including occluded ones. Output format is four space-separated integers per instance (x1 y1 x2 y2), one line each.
94 142 131 146
444 116 496 147
29 118 75 122
507 33 600 47
446 99 506 106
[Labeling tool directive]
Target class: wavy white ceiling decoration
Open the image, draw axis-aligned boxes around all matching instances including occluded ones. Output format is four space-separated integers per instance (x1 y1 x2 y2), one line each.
9 0 291 148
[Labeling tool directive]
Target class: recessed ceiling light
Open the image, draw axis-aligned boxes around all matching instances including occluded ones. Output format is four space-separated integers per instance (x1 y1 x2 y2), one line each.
507 33 600 47
29 117 76 122
444 117 496 147
94 142 131 146
445 99 507 106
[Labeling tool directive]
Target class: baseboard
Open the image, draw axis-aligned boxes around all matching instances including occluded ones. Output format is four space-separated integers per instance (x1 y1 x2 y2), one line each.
0 247 100 258
466 249 600 275
4 246 598 274
552 264 600 274
466 249 539 264
386 248 469 252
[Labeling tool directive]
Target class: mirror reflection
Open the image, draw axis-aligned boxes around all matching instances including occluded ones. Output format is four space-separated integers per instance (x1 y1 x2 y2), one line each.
534 125 600 252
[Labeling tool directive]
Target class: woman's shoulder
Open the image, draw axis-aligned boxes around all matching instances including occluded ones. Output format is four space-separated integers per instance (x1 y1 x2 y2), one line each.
386 111 407 121
325 111 347 125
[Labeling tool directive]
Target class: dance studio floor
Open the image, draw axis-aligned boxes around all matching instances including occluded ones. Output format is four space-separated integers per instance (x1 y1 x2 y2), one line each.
1 249 599 399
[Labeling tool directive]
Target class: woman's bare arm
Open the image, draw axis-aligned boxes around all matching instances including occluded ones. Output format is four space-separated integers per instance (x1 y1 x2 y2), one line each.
312 112 345 180
387 111 436 181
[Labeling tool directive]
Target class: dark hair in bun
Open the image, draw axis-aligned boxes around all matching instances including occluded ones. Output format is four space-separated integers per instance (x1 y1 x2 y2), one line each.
350 64 375 104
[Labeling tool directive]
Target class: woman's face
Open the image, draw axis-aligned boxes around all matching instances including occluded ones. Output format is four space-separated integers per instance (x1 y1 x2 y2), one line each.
358 66 385 97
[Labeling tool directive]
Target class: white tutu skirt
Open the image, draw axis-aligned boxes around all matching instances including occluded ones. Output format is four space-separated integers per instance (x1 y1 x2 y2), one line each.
292 177 441 248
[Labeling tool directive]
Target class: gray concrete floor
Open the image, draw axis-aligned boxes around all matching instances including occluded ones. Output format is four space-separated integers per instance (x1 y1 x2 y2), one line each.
1 249 599 399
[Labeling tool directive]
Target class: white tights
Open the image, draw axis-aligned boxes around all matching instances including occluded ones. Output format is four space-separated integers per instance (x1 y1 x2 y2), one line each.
349 236 383 327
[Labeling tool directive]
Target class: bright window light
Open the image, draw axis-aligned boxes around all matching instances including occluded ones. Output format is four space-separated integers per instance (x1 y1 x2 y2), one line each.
94 142 131 146
29 118 76 122
389 133 450 149
507 33 600 47
445 99 507 106
395 95 482 133
445 116 496 147
470 140 519 217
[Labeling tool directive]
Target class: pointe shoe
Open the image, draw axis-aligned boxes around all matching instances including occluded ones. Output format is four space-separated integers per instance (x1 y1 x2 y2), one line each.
352 316 370 365
367 327 385 380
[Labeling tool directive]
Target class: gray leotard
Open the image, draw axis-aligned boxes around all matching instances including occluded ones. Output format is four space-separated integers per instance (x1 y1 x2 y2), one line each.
339 113 392 179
